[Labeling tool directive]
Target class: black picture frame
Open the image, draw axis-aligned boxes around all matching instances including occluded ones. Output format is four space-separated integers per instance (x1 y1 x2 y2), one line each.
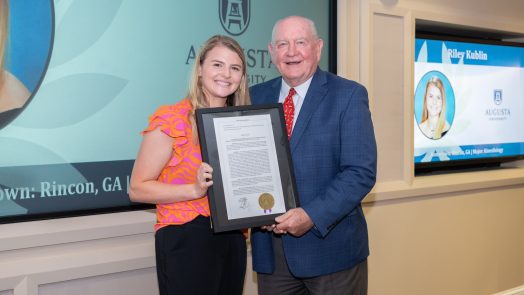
196 104 299 232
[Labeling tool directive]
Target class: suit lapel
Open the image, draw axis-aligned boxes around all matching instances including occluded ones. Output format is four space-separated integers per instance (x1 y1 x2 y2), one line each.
290 69 328 153
265 79 281 104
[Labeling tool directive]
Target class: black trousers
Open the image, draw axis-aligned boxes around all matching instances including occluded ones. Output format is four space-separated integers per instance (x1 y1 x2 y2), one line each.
155 216 247 295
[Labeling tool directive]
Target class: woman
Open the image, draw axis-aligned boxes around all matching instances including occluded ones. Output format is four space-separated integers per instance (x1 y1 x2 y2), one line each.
418 76 450 139
0 0 30 113
129 35 250 295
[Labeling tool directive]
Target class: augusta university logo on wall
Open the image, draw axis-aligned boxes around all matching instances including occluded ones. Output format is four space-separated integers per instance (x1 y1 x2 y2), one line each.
219 0 250 36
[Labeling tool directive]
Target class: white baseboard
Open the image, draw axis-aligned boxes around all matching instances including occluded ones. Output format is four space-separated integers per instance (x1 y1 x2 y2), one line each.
494 285 524 295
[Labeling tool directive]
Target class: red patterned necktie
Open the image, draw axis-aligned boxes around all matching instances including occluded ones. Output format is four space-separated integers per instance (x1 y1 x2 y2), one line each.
283 88 296 139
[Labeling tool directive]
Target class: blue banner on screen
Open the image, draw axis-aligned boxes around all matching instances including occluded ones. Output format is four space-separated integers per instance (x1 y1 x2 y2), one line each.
414 38 524 165
0 0 334 221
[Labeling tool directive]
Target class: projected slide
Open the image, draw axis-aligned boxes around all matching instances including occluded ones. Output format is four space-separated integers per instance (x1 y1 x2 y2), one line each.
0 0 333 222
414 38 524 164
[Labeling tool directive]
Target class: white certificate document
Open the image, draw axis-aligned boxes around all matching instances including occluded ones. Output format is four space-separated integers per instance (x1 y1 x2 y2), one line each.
213 114 286 220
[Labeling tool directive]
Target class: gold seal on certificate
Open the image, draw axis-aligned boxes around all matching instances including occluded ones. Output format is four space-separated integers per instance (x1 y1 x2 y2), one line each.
258 193 275 213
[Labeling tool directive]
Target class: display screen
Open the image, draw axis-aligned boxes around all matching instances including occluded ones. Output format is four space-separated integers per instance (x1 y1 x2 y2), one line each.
0 0 336 223
414 36 524 170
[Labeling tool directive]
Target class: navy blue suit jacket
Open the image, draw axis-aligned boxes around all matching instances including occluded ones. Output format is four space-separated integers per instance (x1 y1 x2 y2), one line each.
250 68 377 278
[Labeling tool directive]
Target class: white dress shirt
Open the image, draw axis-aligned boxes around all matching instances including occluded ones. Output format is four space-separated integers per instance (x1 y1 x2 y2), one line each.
278 77 313 129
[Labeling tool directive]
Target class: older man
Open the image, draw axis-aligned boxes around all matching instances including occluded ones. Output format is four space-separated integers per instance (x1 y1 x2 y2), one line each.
249 16 377 295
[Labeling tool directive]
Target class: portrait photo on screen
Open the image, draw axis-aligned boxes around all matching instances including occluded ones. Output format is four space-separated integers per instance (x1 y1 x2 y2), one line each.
0 0 53 128
414 70 455 140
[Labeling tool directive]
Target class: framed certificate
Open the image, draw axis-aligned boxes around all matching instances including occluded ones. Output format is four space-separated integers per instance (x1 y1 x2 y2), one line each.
196 104 299 233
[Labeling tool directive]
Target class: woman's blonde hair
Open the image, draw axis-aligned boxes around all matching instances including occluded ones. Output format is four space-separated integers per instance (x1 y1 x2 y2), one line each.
421 76 447 139
187 35 250 141
0 0 8 85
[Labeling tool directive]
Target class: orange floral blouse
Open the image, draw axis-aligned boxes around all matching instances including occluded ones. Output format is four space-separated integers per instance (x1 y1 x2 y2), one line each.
142 99 210 231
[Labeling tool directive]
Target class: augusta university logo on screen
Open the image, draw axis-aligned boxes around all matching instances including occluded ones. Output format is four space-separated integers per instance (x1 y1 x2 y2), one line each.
219 0 250 36
485 89 510 121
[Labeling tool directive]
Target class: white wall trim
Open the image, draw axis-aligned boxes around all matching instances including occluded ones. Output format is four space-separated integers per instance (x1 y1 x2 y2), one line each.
0 211 157 292
494 285 524 295
366 166 524 203
0 210 155 252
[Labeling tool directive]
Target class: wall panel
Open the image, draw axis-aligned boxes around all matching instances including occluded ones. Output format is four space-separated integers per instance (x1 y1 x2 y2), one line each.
372 13 406 182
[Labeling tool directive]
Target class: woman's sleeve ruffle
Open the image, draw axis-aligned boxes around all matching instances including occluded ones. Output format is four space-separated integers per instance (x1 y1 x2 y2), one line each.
142 106 189 167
